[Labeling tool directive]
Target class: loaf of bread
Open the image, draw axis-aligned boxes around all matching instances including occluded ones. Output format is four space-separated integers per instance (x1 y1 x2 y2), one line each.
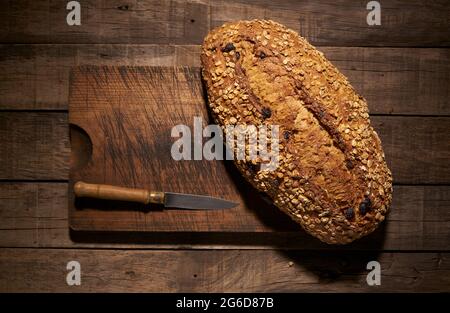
201 20 392 244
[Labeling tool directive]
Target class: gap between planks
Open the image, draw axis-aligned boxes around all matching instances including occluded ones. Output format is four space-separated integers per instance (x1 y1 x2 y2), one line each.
0 248 449 292
1 112 450 184
1 0 449 47
0 45 449 115
0 182 449 250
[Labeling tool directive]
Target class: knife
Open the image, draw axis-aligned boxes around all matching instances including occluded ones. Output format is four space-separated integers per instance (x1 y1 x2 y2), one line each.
73 181 238 210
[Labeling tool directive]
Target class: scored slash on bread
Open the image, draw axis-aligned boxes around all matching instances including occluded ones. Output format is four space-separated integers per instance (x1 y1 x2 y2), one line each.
201 20 393 244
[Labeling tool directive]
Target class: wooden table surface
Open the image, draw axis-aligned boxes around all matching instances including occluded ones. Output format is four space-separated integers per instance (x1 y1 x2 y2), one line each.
0 0 449 292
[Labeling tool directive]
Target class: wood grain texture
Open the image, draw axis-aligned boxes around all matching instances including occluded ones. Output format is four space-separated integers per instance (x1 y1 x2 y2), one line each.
0 0 448 294
0 248 449 292
325 47 450 116
1 45 449 115
1 91 450 183
373 116 450 185
1 183 449 250
1 0 449 47
67 65 450 233
68 66 293 233
0 0 209 44
0 44 201 110
210 0 450 47
0 113 69 180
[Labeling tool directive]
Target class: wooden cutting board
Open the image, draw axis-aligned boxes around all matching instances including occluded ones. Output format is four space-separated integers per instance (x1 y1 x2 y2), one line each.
69 66 299 232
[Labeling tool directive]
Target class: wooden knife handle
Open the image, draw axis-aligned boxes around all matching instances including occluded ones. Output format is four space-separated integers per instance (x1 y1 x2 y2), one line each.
74 181 165 204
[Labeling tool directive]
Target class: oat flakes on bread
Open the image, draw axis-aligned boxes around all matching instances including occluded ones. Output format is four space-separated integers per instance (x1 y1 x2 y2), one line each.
200 20 393 244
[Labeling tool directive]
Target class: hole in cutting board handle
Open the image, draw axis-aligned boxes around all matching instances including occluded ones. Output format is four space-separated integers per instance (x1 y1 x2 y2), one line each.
70 123 93 170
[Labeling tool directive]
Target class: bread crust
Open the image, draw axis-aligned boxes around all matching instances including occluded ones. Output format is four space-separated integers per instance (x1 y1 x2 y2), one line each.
201 20 393 244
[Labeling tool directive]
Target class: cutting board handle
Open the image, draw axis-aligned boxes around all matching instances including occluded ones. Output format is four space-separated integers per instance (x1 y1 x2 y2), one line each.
74 181 165 204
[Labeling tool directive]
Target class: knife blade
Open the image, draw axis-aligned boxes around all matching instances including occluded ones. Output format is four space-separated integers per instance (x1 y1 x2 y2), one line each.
164 192 237 210
74 181 238 210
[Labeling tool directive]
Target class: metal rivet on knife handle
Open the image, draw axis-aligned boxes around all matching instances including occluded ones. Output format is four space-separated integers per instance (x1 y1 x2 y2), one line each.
74 181 164 205
147 191 165 204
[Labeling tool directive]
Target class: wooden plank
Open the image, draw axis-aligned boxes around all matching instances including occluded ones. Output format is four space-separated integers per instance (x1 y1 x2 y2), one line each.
1 45 448 115
1 115 450 184
0 0 209 44
325 47 450 116
373 116 450 185
0 248 449 292
210 0 450 47
0 183 449 250
0 113 69 180
0 44 201 110
1 0 449 47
